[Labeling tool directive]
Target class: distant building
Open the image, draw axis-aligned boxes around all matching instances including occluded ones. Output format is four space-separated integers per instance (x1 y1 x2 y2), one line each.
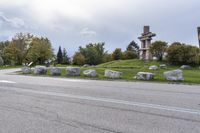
138 26 156 60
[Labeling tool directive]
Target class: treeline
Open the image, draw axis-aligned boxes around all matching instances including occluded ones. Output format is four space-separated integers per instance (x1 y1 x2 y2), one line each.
0 33 140 66
0 33 54 66
56 46 70 65
71 41 139 65
0 32 200 67
149 41 200 65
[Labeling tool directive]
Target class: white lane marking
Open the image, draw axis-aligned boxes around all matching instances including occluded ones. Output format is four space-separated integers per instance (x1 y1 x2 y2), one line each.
1 87 200 115
0 80 16 84
57 79 89 83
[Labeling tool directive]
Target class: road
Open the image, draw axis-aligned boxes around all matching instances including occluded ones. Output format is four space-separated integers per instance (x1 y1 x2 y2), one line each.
0 68 200 133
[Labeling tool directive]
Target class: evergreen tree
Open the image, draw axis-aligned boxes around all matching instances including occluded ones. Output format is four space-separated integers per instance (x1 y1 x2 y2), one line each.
126 40 139 52
125 40 139 59
57 46 63 64
62 48 70 64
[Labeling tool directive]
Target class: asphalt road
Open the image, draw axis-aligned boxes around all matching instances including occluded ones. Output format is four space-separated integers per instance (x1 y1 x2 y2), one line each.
0 69 200 133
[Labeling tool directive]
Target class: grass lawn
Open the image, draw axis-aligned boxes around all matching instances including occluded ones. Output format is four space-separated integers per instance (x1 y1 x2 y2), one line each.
0 65 22 70
42 59 200 84
21 59 200 84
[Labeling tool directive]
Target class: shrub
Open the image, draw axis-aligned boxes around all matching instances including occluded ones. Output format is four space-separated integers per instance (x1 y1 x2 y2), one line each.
72 52 86 66
150 41 168 61
112 48 123 60
167 42 199 65
123 51 138 60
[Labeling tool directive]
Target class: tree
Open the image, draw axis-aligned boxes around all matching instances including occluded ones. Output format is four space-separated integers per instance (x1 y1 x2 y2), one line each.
123 51 138 60
167 42 199 65
25 37 54 65
3 33 33 65
150 41 168 61
122 40 139 60
0 56 4 66
62 48 70 64
0 41 10 65
103 53 113 63
72 52 85 65
2 33 54 65
126 41 139 53
12 33 33 64
112 48 123 60
4 41 20 65
0 41 9 55
57 46 63 64
79 42 107 65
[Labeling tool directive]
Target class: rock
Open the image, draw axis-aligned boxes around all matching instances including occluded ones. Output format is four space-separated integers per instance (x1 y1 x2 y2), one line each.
83 64 90 67
136 72 155 80
149 65 158 70
160 64 167 69
34 66 47 75
50 67 61 76
83 69 97 77
104 70 122 79
164 69 184 81
66 67 80 76
180 65 192 70
21 67 31 74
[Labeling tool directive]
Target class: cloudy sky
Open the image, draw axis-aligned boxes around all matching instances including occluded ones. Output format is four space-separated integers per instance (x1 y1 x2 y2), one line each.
0 0 200 55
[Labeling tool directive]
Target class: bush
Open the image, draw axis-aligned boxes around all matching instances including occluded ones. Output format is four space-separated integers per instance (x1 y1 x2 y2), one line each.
122 51 138 60
150 41 168 61
72 52 86 66
103 53 113 63
79 43 106 65
167 42 199 65
112 48 123 60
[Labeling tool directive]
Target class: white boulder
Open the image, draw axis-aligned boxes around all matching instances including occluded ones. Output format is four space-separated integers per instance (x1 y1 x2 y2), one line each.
50 67 61 76
160 64 167 69
83 64 90 67
136 72 155 80
66 67 80 76
83 69 97 77
21 67 31 74
164 69 184 81
149 65 158 70
180 65 192 70
104 70 122 79
34 66 47 75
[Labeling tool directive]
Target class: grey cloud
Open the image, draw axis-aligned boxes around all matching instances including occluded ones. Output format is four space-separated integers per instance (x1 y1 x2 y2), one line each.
0 12 25 28
80 28 97 37
0 0 200 55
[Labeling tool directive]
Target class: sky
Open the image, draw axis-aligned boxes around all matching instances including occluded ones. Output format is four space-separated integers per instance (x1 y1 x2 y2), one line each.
0 0 200 55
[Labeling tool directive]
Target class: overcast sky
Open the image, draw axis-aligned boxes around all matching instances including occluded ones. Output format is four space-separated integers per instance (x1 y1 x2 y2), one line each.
0 0 200 55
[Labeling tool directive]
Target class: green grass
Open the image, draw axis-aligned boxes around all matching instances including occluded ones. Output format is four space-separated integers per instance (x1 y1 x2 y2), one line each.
0 65 22 70
52 64 78 67
97 59 165 68
22 59 200 85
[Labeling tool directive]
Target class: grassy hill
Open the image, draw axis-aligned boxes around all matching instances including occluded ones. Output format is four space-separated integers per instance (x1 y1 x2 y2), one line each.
28 59 200 84
89 59 200 84
97 59 165 68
